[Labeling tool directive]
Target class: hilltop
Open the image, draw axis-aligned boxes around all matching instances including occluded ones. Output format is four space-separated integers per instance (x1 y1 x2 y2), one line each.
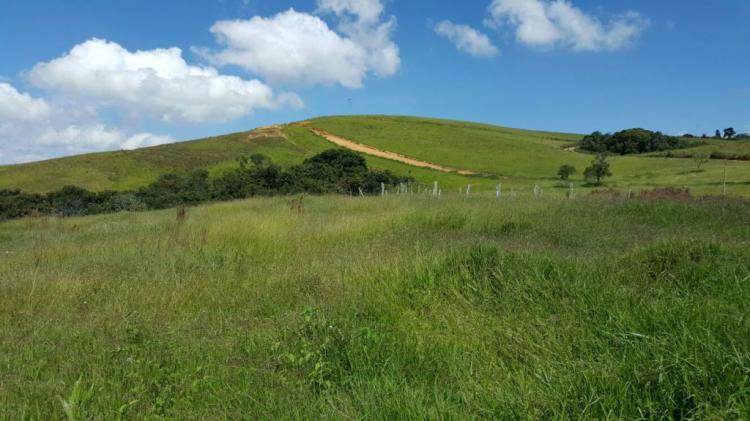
2 115 749 196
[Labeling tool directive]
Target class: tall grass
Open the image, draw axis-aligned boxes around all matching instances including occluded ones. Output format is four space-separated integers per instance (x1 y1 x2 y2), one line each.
1 194 748 418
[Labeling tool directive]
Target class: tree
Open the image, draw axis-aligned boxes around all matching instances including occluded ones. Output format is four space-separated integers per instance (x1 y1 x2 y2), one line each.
557 164 576 181
724 128 736 140
715 129 722 138
584 154 612 185
693 152 710 170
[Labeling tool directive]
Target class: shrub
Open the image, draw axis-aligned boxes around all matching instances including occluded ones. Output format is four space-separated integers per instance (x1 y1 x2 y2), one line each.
137 170 211 209
557 164 576 181
0 189 48 220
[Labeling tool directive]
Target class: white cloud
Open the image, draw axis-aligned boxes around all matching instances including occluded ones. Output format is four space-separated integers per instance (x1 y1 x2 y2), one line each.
487 0 647 51
200 1 399 89
0 83 174 164
435 21 499 58
0 83 52 121
28 38 302 124
36 125 174 153
316 0 384 24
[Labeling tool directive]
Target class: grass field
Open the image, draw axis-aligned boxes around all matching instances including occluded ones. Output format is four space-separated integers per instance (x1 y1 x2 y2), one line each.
2 193 749 418
650 138 750 161
2 115 749 196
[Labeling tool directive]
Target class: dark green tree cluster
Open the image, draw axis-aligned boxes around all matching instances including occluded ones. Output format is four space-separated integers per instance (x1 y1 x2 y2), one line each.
0 149 411 221
579 129 689 155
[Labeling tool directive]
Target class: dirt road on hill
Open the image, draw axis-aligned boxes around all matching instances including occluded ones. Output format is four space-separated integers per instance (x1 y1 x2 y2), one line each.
307 127 476 175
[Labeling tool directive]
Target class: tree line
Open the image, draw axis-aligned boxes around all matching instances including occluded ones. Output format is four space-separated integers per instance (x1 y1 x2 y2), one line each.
0 149 411 221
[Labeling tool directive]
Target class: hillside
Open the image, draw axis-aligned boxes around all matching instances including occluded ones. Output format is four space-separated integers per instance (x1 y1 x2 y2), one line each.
2 115 749 195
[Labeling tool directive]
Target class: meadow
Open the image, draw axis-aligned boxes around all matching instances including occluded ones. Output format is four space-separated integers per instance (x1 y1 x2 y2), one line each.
2 193 749 419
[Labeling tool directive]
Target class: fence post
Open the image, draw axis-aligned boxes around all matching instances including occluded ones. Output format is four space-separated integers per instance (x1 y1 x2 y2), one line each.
433 181 438 196
466 184 472 198
381 182 385 196
496 183 502 199
533 184 541 198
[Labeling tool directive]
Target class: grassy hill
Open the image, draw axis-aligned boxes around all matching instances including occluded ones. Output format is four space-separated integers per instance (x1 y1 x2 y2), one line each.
2 115 749 195
2 194 749 418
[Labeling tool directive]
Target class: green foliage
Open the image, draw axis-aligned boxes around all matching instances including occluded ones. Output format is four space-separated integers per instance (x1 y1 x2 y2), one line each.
137 170 211 210
584 154 612 185
557 164 576 180
0 189 48 219
580 128 690 155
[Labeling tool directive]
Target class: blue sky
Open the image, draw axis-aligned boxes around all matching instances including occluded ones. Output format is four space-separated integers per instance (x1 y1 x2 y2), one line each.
0 0 748 164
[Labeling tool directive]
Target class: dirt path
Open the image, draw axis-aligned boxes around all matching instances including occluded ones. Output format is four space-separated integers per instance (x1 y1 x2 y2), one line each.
308 127 476 175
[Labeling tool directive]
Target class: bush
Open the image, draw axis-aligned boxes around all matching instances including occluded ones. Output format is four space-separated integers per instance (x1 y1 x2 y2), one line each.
557 165 576 181
0 189 48 220
137 170 211 209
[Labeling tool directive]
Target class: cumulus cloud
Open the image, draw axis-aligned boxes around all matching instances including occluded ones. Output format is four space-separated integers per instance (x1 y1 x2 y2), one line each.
0 82 174 164
487 0 647 51
0 83 52 121
28 38 302 124
435 21 499 58
200 0 399 89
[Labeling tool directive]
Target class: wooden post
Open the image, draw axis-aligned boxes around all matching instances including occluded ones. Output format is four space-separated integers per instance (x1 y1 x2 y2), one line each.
433 181 438 196
496 183 502 199
466 184 472 198
381 182 385 196
358 187 365 197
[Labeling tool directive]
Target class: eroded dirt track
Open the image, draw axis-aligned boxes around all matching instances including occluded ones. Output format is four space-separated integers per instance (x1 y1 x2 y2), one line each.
308 127 476 175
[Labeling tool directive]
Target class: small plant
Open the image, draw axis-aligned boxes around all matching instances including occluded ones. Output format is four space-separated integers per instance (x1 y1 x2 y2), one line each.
557 164 576 181
176 206 188 225
58 377 95 421
584 154 612 185
289 194 305 214
693 152 710 170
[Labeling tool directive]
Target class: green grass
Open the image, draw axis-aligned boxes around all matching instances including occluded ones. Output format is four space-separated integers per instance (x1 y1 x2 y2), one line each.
1 194 749 418
2 115 750 196
650 138 750 161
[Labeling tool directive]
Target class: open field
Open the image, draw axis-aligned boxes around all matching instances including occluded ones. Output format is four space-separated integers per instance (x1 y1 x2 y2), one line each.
2 115 749 196
2 194 749 418
650 138 750 161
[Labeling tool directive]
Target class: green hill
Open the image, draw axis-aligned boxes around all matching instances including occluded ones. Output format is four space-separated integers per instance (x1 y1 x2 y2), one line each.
2 115 749 195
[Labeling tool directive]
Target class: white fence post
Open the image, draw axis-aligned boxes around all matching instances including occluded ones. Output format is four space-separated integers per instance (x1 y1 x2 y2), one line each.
496 183 502 199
